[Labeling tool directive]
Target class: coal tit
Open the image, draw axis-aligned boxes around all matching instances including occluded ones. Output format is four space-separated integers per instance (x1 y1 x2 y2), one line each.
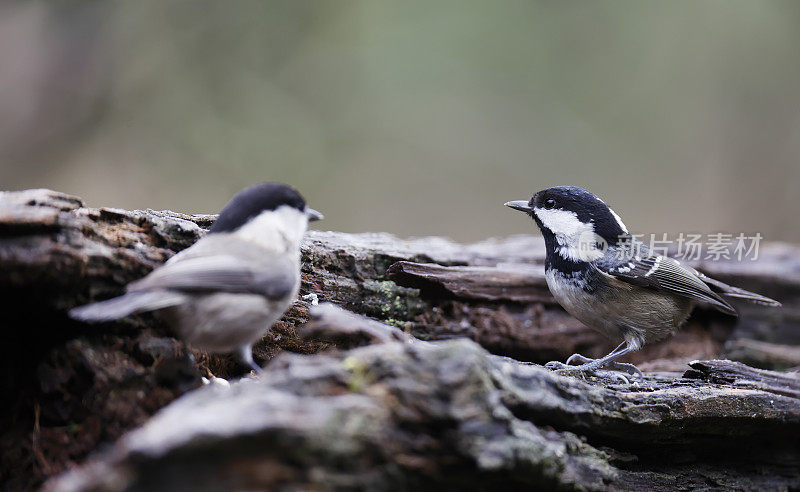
506 186 780 377
70 182 323 373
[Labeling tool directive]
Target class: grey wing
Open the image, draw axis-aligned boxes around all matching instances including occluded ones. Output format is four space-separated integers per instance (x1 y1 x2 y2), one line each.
696 273 781 307
128 254 298 300
595 253 737 316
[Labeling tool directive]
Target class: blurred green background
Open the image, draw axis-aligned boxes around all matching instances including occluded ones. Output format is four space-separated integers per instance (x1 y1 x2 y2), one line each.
1 1 799 242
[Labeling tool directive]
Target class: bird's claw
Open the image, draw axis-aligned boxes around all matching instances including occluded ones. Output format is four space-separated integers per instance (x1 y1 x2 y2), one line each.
565 353 593 365
545 354 641 384
605 361 643 378
590 370 630 384
563 353 643 378
545 361 631 384
545 361 572 371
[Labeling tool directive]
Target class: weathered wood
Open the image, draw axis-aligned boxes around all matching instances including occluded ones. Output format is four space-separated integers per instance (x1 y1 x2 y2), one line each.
1 188 799 490
685 359 800 398
300 301 409 347
387 260 553 303
45 304 800 492
723 338 800 370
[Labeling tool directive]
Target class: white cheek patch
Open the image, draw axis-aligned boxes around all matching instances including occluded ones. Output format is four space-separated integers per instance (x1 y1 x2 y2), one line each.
534 207 606 262
237 206 308 252
534 208 586 238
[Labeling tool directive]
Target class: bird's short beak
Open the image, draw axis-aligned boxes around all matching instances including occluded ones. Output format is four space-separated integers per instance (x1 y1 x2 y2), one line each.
306 208 324 222
504 200 533 213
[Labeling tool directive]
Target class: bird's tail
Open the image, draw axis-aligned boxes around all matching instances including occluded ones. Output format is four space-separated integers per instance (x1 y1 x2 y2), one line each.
69 291 185 323
701 276 782 308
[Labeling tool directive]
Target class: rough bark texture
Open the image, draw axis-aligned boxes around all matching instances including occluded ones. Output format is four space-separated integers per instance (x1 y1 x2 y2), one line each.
1 189 798 491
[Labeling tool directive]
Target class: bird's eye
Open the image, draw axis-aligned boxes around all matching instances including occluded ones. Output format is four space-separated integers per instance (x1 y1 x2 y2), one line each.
544 198 556 209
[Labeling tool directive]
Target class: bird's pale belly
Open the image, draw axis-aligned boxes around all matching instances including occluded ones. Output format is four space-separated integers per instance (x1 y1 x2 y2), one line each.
545 269 693 347
163 293 293 353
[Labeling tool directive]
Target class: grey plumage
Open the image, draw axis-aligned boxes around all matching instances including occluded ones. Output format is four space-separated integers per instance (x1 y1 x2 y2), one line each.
70 290 186 322
695 273 781 307
128 237 297 300
597 244 780 315
69 182 320 373
596 246 736 315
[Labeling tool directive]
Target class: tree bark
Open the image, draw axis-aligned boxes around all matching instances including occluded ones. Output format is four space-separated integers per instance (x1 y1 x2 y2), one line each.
1 189 798 490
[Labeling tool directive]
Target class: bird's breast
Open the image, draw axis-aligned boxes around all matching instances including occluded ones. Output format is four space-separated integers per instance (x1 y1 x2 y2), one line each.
544 268 693 345
545 268 605 328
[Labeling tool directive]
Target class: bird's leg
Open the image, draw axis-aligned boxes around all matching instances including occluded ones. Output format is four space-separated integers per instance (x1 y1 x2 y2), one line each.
237 345 262 374
546 341 643 378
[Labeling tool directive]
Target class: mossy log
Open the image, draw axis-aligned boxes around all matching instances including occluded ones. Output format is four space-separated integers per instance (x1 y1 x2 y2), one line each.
0 189 798 490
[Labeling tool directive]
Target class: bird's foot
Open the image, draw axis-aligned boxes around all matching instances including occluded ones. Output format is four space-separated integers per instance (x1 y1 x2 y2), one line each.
564 353 643 378
546 352 643 383
545 360 632 384
590 369 631 385
603 361 642 378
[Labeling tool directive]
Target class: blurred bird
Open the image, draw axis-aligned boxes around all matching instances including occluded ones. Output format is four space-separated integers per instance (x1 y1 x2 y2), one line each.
505 186 780 378
70 182 323 372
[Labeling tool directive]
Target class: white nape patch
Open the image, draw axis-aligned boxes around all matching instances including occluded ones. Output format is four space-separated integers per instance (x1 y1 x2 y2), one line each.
609 208 628 233
534 207 606 262
235 205 309 253
644 255 662 277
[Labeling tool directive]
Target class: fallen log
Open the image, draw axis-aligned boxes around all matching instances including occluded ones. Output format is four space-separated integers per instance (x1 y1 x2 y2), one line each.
45 304 800 491
0 188 798 490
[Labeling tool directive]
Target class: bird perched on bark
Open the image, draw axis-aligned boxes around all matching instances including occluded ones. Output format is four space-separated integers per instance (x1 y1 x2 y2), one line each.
70 182 323 373
505 186 780 378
